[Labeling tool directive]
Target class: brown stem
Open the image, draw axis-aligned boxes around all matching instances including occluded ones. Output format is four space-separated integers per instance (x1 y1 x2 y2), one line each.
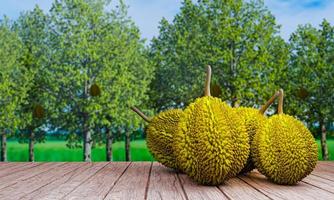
205 65 212 96
278 89 284 114
259 90 280 114
130 106 151 122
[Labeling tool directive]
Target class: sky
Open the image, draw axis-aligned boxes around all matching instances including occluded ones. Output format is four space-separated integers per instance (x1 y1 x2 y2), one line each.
0 0 333 41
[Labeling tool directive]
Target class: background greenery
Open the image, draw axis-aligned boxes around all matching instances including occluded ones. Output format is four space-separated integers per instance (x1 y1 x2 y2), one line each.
7 139 154 162
0 0 333 162
5 138 333 161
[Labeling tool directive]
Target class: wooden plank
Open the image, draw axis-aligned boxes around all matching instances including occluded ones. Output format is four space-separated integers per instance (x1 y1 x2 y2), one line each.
0 162 65 189
62 162 130 200
147 164 186 200
319 161 334 167
178 173 229 200
218 177 271 200
0 162 30 172
315 163 334 172
104 162 152 200
0 162 82 200
0 162 24 170
0 162 41 178
303 174 334 194
146 163 186 200
312 164 334 181
21 162 108 200
240 171 334 200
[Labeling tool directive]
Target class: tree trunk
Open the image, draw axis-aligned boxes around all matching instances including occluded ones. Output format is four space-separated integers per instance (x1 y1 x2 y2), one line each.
321 122 329 160
1 131 7 162
125 131 131 161
29 130 35 162
83 115 92 162
106 127 113 161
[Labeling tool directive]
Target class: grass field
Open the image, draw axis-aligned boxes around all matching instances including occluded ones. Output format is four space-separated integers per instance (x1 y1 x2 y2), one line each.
316 138 334 160
7 140 154 162
4 139 334 161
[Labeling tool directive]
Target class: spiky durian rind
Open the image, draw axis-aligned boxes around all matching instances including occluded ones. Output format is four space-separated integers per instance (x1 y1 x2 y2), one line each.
146 109 183 169
90 84 101 96
174 96 249 185
252 114 318 185
33 104 44 119
236 107 267 174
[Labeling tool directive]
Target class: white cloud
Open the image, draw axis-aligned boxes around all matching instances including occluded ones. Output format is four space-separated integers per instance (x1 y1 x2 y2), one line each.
1 0 334 42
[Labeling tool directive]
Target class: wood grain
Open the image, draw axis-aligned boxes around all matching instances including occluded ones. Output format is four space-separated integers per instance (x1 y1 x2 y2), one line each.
178 174 229 200
21 162 108 200
0 162 35 177
0 162 64 189
0 162 81 199
0 162 26 170
240 171 334 200
219 176 271 200
303 174 334 194
319 162 334 167
62 162 130 200
0 161 332 200
312 163 334 181
104 162 151 200
146 163 186 200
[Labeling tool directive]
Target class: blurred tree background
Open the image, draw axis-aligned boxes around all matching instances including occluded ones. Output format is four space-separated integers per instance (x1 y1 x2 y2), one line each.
0 0 333 161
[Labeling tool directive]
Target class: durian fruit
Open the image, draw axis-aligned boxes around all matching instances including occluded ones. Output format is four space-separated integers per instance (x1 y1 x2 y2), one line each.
237 90 281 174
33 104 44 119
252 89 318 185
173 65 249 185
90 83 101 96
296 87 309 99
211 83 222 97
131 107 182 169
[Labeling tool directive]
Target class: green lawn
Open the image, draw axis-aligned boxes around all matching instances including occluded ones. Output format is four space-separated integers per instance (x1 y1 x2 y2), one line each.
4 139 334 162
7 140 154 162
316 138 334 160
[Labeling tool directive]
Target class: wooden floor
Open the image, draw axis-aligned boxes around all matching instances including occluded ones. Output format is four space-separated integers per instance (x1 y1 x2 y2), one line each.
0 162 333 200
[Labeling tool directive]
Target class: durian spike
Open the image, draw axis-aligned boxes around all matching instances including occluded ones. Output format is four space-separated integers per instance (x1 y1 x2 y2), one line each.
259 90 280 114
278 89 284 114
130 106 151 122
204 65 212 96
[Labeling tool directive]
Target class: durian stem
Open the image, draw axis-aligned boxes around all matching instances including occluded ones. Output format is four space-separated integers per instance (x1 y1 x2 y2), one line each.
130 106 151 122
259 90 280 114
278 89 284 114
204 65 212 96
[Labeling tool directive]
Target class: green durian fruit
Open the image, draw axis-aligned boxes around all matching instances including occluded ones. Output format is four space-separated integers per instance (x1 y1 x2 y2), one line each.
211 83 222 97
237 90 281 174
33 104 44 119
173 66 249 185
296 87 309 99
252 89 318 185
90 83 101 96
131 107 182 169
236 107 266 174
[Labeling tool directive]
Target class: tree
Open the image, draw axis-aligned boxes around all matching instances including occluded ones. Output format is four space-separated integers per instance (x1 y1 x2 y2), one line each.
0 18 28 161
49 0 153 161
13 6 53 162
288 20 334 160
150 0 288 111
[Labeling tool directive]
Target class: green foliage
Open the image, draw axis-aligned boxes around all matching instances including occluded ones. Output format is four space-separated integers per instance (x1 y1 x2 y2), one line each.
48 0 154 149
150 0 289 111
13 6 53 142
287 20 334 130
0 18 28 134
